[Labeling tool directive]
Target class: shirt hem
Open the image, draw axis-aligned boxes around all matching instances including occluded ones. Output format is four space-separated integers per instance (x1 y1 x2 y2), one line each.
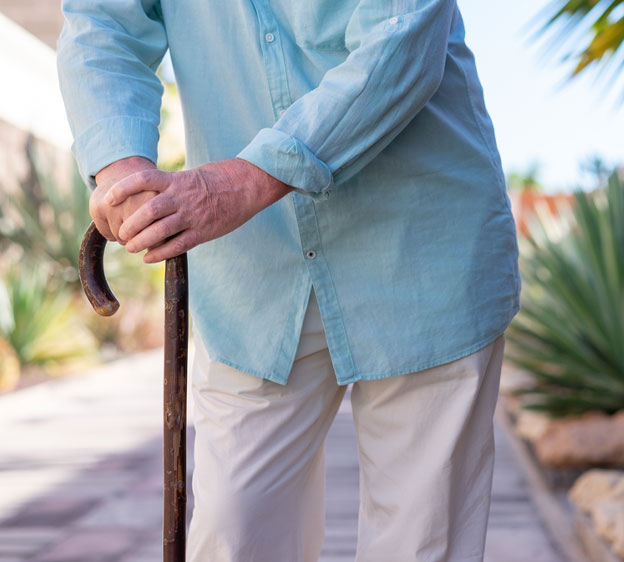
334 325 512 386
200 304 519 387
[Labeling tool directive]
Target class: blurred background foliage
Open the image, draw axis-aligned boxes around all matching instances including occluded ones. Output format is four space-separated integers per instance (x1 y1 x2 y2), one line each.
537 0 624 98
0 78 184 392
507 170 624 417
0 145 166 391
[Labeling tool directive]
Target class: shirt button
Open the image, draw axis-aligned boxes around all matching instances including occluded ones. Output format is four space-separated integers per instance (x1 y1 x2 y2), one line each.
306 250 317 259
278 109 286 117
389 16 398 25
265 32 275 43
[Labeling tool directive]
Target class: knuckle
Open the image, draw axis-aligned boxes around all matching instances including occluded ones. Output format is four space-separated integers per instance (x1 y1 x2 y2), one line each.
173 238 187 255
135 170 153 185
190 230 201 246
135 170 149 182
156 221 172 239
148 199 161 218
163 193 174 208
173 172 189 190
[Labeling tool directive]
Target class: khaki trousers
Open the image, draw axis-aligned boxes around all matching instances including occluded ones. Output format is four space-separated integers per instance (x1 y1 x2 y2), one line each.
188 288 505 562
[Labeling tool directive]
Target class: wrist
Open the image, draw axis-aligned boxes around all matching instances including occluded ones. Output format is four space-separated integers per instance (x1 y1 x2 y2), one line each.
232 158 293 206
95 156 156 189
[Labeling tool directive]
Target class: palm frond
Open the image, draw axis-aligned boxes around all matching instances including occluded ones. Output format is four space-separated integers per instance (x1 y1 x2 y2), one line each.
533 0 624 96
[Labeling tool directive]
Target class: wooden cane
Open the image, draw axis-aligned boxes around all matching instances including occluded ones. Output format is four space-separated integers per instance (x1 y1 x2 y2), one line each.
79 222 188 562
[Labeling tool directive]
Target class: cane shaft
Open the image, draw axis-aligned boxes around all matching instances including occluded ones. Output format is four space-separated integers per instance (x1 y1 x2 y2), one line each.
163 254 188 562
80 223 189 561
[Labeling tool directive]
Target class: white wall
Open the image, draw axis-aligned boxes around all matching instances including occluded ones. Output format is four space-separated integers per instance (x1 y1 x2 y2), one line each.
0 11 71 151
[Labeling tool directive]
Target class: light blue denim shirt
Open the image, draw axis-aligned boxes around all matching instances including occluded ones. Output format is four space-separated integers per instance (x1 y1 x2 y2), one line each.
57 0 521 385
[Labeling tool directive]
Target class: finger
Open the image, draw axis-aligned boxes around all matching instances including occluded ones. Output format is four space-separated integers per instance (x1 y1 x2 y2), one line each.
104 169 171 206
108 214 126 246
118 194 176 242
125 213 187 254
143 230 199 263
92 214 115 242
90 193 116 241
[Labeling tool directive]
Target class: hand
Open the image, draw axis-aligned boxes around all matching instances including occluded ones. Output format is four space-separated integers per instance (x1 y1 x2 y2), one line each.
90 156 159 243
105 158 293 263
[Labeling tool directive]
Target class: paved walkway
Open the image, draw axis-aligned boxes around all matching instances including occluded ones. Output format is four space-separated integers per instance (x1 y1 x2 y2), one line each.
0 350 566 561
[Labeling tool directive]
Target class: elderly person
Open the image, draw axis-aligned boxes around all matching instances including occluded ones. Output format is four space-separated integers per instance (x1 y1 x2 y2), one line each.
57 0 520 560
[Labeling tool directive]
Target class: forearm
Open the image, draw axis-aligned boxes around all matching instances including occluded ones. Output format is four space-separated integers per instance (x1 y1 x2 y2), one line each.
238 0 456 198
57 0 168 188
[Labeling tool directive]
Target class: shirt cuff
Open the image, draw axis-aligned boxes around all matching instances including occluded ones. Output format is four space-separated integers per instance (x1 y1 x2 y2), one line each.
72 116 160 189
236 128 334 201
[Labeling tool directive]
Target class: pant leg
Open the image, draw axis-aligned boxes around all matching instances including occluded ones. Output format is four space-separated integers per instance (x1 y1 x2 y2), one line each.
351 336 505 562
187 288 345 562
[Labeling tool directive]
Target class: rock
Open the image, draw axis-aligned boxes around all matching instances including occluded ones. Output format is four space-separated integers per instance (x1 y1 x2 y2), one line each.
569 469 624 512
534 410 624 468
613 477 624 500
569 470 624 560
515 409 551 443
591 501 624 560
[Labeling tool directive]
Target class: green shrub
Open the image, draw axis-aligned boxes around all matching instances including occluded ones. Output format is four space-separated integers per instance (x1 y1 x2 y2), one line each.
0 144 91 284
0 140 166 371
507 171 624 417
0 265 95 366
0 143 164 299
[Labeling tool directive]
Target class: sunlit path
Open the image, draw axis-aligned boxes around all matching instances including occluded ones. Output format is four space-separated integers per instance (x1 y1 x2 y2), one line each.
0 351 565 561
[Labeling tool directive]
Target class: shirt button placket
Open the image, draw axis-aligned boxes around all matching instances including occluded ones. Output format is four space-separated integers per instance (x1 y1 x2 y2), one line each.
249 0 292 120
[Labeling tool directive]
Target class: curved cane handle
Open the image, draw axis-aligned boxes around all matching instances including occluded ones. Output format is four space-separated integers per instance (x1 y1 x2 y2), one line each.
78 222 120 317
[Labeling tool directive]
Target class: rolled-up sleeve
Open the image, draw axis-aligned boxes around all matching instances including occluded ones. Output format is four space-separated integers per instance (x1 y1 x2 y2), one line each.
237 0 455 199
57 0 168 188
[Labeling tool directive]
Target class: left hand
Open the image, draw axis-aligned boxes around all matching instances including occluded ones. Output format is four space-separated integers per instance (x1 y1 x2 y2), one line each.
104 158 293 263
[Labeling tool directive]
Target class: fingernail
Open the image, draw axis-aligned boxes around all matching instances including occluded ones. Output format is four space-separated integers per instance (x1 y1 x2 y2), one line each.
104 192 114 205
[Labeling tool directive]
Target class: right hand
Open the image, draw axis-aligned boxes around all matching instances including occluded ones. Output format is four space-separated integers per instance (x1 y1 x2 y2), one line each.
90 156 159 244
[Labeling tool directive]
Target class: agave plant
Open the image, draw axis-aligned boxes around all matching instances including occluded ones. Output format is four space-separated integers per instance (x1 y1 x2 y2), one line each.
0 142 91 284
0 265 96 366
506 171 624 417
0 142 164 299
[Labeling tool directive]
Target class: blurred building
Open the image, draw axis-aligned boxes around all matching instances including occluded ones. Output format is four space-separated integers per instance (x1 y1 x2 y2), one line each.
0 0 64 49
0 1 185 184
0 1 70 189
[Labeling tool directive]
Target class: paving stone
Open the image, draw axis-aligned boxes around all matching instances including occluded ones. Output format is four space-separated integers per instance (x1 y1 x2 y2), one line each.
29 528 138 562
2 497 100 528
485 527 563 562
75 496 162 529
0 545 39 557
0 528 60 543
0 527 60 558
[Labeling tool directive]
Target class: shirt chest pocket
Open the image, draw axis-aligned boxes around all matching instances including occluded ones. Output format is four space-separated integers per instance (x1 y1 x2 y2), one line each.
288 0 357 52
